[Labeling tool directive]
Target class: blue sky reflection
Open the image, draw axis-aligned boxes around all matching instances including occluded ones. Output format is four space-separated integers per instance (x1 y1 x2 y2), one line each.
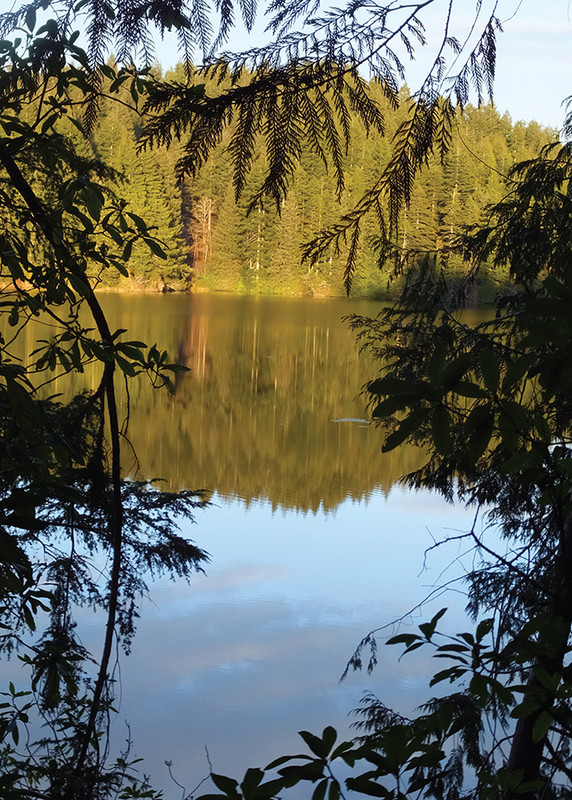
113 487 480 798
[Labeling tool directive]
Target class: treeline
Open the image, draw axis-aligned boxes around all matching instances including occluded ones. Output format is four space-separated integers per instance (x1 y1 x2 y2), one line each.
56 67 559 297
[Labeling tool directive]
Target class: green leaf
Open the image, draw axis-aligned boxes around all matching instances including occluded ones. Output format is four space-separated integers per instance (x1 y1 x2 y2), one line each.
210 773 240 796
345 777 390 798
330 740 355 760
431 404 450 454
116 343 146 362
469 673 491 702
386 633 421 647
427 342 448 384
328 779 340 800
455 381 488 398
479 348 500 392
278 761 326 782
115 354 137 377
265 754 310 770
25 7 36 30
502 353 535 391
240 768 264 795
144 237 167 259
511 699 540 719
69 205 94 231
299 727 336 759
109 258 130 277
312 778 329 800
371 395 408 419
198 794 234 800
126 212 147 232
298 731 329 758
440 353 472 390
382 408 429 453
531 710 553 743
500 450 542 475
430 666 467 686
533 666 561 692
499 399 530 435
419 608 447 640
67 272 89 297
476 618 494 641
122 240 133 260
465 404 494 462
435 643 470 653
100 62 116 79
82 184 104 221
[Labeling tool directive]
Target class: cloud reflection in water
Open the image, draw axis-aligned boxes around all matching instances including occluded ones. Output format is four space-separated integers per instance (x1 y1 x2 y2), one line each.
113 487 475 798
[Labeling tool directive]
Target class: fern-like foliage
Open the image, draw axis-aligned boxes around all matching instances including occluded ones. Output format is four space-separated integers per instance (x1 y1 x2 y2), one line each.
0 0 238 65
2 0 503 290
303 95 457 292
0 0 245 128
141 59 387 210
140 1 501 291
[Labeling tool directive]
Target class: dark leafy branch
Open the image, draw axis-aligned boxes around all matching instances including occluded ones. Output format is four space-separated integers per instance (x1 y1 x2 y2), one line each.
0 24 208 800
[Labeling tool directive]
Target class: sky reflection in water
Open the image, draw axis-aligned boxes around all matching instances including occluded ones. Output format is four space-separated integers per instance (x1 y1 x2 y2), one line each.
115 486 477 798
7 294 487 796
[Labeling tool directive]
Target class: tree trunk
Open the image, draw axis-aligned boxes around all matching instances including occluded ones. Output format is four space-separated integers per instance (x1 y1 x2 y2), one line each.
505 517 572 799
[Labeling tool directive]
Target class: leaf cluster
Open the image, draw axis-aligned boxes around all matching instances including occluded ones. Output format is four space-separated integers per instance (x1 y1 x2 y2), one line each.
0 22 210 799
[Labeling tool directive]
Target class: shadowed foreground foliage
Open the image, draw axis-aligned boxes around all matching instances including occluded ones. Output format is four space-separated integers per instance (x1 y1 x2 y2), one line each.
191 149 572 799
2 1 572 799
0 23 208 800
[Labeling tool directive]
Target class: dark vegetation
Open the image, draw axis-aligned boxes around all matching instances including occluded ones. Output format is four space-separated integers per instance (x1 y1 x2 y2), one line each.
1 0 572 798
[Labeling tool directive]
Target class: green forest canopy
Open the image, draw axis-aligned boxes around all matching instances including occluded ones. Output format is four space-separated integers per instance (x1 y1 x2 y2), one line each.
3 2 572 799
85 69 556 298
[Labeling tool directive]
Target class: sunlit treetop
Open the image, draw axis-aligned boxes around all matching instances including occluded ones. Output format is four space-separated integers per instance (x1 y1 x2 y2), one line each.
0 1 526 291
1 0 501 102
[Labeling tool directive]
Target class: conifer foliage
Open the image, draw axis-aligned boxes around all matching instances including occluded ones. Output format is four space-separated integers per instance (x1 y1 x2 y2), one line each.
3 0 514 294
0 1 571 800
0 17 208 800
1 58 553 297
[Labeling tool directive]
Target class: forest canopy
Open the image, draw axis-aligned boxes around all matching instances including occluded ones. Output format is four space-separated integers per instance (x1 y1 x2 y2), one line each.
1 2 572 800
89 69 557 298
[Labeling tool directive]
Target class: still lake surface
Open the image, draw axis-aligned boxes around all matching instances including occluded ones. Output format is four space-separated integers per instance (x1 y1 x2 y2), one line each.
20 293 483 796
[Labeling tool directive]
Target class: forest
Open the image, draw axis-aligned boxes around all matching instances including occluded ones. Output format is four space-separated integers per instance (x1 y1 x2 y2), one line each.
3 1 572 799
78 68 555 298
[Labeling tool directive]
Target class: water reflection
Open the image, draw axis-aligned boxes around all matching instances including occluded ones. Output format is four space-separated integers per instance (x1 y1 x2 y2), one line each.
92 292 427 509
7 292 427 509
4 293 481 798
113 488 474 798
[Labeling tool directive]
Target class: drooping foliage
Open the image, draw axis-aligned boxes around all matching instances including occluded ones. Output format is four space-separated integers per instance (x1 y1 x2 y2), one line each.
185 146 572 800
0 22 208 800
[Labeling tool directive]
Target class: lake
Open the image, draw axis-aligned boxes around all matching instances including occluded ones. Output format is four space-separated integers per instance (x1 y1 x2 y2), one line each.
12 293 481 797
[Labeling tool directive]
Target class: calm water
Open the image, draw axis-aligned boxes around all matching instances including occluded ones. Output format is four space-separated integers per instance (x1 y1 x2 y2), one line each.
12 293 482 796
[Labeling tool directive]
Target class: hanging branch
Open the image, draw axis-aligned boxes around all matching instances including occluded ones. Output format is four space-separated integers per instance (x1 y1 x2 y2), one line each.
0 138 125 789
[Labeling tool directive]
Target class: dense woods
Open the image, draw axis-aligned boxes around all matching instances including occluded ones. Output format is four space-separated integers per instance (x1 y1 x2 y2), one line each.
5 1 572 798
79 67 556 298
